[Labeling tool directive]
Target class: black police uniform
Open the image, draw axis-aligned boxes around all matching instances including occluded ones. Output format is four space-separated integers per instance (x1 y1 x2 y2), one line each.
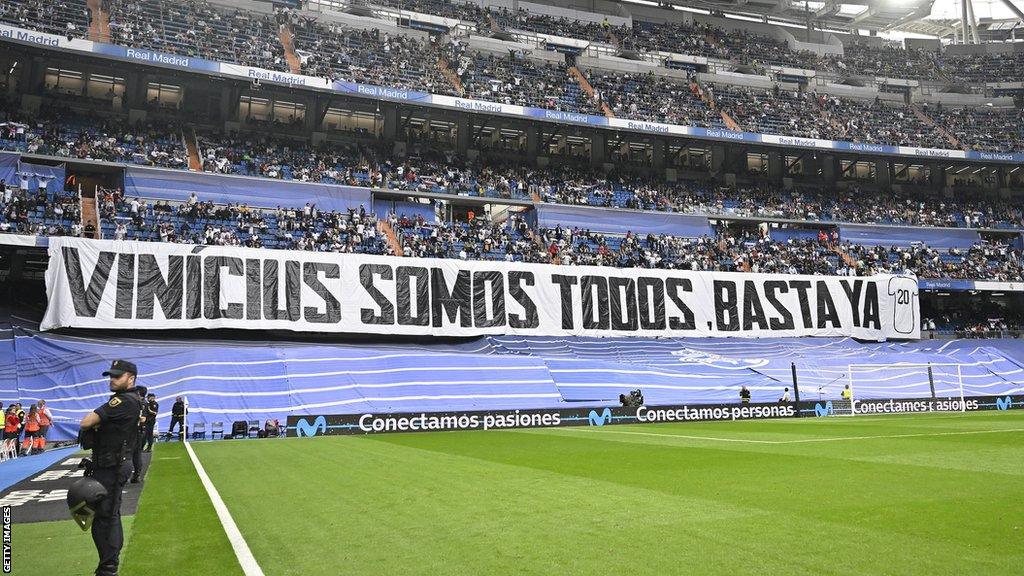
130 388 148 483
88 362 143 576
143 398 159 451
168 399 186 440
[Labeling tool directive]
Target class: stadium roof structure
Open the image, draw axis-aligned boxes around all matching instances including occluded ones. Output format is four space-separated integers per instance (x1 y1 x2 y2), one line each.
628 0 1024 39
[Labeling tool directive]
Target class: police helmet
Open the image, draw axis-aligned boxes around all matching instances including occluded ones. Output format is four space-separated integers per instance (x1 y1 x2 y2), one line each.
67 477 108 530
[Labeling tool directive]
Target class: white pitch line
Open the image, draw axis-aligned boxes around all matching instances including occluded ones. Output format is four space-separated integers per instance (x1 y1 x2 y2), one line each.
552 426 1024 445
548 427 779 444
184 441 266 576
768 427 1024 444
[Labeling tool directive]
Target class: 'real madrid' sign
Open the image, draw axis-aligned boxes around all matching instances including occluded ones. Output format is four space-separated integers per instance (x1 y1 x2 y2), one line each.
42 237 919 340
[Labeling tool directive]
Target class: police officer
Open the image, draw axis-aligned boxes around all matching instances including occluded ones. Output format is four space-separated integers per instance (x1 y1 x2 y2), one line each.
129 386 148 484
78 359 143 576
142 393 158 452
168 396 186 441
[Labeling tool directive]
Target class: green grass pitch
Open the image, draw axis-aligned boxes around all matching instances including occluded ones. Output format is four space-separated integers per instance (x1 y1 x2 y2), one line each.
19 411 1024 575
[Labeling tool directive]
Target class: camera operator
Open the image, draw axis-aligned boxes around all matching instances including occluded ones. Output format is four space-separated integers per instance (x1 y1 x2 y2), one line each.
619 389 645 408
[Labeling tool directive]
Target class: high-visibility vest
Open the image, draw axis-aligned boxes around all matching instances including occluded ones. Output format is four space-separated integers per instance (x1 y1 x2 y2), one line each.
38 408 52 426
24 414 40 433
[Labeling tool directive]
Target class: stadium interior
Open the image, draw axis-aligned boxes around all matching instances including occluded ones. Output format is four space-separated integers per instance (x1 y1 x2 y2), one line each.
0 0 1023 573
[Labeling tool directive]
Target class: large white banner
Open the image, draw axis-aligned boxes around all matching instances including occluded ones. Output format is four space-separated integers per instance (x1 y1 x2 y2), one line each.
42 237 920 340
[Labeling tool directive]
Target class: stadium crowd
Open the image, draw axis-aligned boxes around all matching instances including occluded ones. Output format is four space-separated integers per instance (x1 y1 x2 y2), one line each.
2 0 1023 151
4 180 1024 284
0 103 188 168
98 187 388 253
106 0 287 69
2 0 1023 88
2 103 1022 231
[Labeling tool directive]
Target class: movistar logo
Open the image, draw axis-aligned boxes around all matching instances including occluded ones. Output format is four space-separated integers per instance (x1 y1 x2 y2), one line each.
996 396 1012 411
588 408 613 426
295 416 328 437
814 401 834 417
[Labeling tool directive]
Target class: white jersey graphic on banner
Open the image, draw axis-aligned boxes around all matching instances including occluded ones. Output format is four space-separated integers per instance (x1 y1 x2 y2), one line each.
887 276 919 335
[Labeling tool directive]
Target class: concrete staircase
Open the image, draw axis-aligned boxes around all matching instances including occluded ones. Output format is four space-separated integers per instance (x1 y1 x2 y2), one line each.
719 110 741 132
569 66 614 118
833 245 858 269
484 11 502 33
81 188 101 239
695 82 740 131
438 56 464 96
378 220 404 256
911 105 961 149
811 93 846 134
87 0 110 42
531 230 554 263
183 127 203 171
278 25 302 74
605 27 621 48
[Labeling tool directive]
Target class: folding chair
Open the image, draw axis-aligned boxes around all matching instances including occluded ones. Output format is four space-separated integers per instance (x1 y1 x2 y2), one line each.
247 420 260 438
191 422 207 440
210 422 224 440
0 438 17 461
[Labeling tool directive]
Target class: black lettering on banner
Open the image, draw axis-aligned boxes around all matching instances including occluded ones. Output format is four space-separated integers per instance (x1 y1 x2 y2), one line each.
61 247 115 318
550 274 578 330
840 279 863 327
665 278 695 330
136 254 183 320
431 268 472 328
472 271 506 328
789 280 813 329
303 262 341 323
714 280 739 332
637 277 665 330
115 253 135 319
763 280 794 330
508 271 538 329
741 280 768 331
396 266 429 326
186 255 202 320
581 275 610 330
50 241 913 339
815 280 840 329
862 281 881 330
608 277 638 331
262 260 301 321
204 256 244 320
244 259 262 317
359 264 394 325
245 259 261 320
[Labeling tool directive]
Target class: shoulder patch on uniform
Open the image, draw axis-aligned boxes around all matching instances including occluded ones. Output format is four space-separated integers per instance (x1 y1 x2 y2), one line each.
108 397 122 407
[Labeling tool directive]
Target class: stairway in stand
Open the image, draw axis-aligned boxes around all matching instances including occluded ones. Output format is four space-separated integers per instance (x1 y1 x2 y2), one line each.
81 188 101 239
378 220 404 256
278 25 302 74
911 105 961 149
569 66 614 118
87 0 110 42
183 127 202 171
